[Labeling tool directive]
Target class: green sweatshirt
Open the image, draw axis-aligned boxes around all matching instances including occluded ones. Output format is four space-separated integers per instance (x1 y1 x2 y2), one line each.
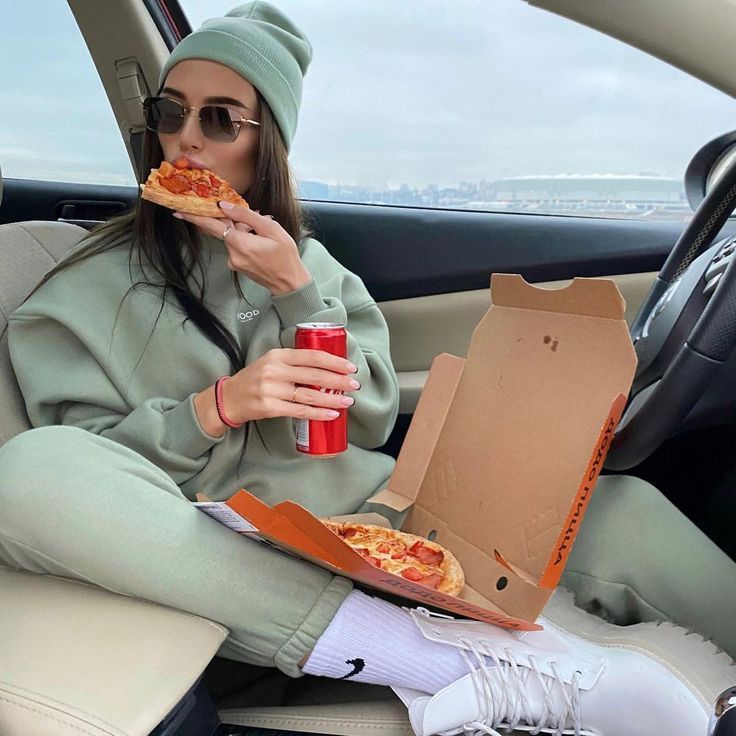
9 233 399 518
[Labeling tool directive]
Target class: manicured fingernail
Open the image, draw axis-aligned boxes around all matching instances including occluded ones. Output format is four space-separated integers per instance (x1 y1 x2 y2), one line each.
172 212 184 219
348 379 361 390
218 200 234 209
327 410 340 418
341 396 355 406
346 362 358 373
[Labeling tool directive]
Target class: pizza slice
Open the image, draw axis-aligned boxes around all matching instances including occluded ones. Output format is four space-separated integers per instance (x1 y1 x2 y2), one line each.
322 521 465 596
140 160 248 218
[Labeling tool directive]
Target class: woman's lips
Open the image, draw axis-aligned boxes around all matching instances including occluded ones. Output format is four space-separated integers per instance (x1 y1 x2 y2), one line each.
171 154 208 170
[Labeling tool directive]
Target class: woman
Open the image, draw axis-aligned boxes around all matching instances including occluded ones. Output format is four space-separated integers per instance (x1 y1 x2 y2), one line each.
1 4 734 735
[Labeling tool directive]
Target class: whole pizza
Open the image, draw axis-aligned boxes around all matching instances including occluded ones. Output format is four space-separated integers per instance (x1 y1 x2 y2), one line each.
140 160 248 217
322 521 465 596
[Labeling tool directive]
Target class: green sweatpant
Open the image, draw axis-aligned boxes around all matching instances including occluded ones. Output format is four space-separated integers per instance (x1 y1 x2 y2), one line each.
0 425 734 680
0 426 351 677
562 472 736 654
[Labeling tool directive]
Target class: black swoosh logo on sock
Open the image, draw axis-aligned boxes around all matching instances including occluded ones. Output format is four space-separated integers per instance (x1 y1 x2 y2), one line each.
339 657 365 679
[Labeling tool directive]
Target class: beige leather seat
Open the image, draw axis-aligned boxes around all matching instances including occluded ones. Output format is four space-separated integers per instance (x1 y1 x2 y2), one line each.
0 165 228 736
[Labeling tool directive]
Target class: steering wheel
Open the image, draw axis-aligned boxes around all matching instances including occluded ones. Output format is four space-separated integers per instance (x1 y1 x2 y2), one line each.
605 154 736 470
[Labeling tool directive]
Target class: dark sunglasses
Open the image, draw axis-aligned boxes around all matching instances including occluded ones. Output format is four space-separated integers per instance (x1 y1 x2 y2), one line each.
143 96 260 143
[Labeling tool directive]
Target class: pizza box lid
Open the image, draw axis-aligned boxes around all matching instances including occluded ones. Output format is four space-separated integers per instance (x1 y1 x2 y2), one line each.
366 273 636 624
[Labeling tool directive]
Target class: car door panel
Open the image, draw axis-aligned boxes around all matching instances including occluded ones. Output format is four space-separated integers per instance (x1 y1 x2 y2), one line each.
306 201 715 301
0 179 136 227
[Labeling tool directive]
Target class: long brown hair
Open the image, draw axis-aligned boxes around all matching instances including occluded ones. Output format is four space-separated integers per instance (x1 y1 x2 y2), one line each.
36 92 308 373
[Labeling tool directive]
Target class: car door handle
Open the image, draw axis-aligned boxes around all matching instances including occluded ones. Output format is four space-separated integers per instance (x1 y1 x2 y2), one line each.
57 199 129 227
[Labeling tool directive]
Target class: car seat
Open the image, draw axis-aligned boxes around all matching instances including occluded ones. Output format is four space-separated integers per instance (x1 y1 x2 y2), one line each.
0 163 228 736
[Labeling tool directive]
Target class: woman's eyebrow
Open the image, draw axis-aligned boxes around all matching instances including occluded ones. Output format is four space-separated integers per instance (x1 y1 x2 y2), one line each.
159 88 251 111
160 86 185 98
204 95 250 109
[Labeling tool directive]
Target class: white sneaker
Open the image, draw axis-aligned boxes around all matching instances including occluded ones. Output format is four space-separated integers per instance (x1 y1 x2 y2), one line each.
394 589 736 736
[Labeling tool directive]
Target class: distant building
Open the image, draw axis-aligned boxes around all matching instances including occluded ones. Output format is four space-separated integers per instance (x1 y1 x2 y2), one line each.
483 174 688 215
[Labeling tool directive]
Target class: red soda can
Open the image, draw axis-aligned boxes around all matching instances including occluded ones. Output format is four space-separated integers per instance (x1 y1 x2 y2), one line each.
295 322 348 458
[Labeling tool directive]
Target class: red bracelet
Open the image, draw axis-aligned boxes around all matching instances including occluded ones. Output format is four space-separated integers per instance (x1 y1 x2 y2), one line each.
214 376 243 429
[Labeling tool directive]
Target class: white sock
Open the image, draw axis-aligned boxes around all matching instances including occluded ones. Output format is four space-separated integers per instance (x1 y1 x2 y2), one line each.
303 589 483 693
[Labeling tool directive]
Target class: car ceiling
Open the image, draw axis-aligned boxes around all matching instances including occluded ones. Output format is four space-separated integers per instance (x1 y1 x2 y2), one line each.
527 0 736 99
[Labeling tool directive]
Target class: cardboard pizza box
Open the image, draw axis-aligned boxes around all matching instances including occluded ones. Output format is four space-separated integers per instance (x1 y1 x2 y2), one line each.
195 273 637 630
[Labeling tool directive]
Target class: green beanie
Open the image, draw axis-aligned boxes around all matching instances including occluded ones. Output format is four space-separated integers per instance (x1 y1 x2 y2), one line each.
159 2 312 150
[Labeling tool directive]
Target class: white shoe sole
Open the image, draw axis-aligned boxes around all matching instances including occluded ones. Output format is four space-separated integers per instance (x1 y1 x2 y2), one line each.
540 587 736 711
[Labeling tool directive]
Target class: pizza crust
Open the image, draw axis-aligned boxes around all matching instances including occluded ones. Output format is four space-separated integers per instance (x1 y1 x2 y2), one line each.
323 521 465 596
140 183 226 218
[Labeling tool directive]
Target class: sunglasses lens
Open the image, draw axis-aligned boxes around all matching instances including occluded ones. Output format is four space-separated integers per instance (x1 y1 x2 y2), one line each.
144 99 243 141
201 105 238 142
146 98 184 134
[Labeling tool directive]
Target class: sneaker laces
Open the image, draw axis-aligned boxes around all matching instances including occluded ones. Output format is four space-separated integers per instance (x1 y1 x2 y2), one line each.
455 637 595 736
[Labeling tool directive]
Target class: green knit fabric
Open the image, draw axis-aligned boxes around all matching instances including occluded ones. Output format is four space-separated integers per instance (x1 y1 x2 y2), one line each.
9 235 400 521
160 2 311 149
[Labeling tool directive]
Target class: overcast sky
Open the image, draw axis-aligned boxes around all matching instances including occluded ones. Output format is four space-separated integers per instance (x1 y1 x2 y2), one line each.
2 0 736 189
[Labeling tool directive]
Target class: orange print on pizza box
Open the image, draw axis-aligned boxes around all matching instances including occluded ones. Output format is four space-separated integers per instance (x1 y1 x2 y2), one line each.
196 274 636 630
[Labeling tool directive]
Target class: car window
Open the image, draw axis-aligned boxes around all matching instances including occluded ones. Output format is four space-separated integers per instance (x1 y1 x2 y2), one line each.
178 0 736 222
0 3 136 186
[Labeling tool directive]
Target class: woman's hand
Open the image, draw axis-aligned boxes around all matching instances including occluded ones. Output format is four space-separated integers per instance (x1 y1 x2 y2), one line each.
174 201 312 295
194 348 360 436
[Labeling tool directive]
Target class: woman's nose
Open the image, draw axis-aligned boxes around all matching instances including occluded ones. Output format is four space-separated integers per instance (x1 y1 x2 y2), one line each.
177 108 205 150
